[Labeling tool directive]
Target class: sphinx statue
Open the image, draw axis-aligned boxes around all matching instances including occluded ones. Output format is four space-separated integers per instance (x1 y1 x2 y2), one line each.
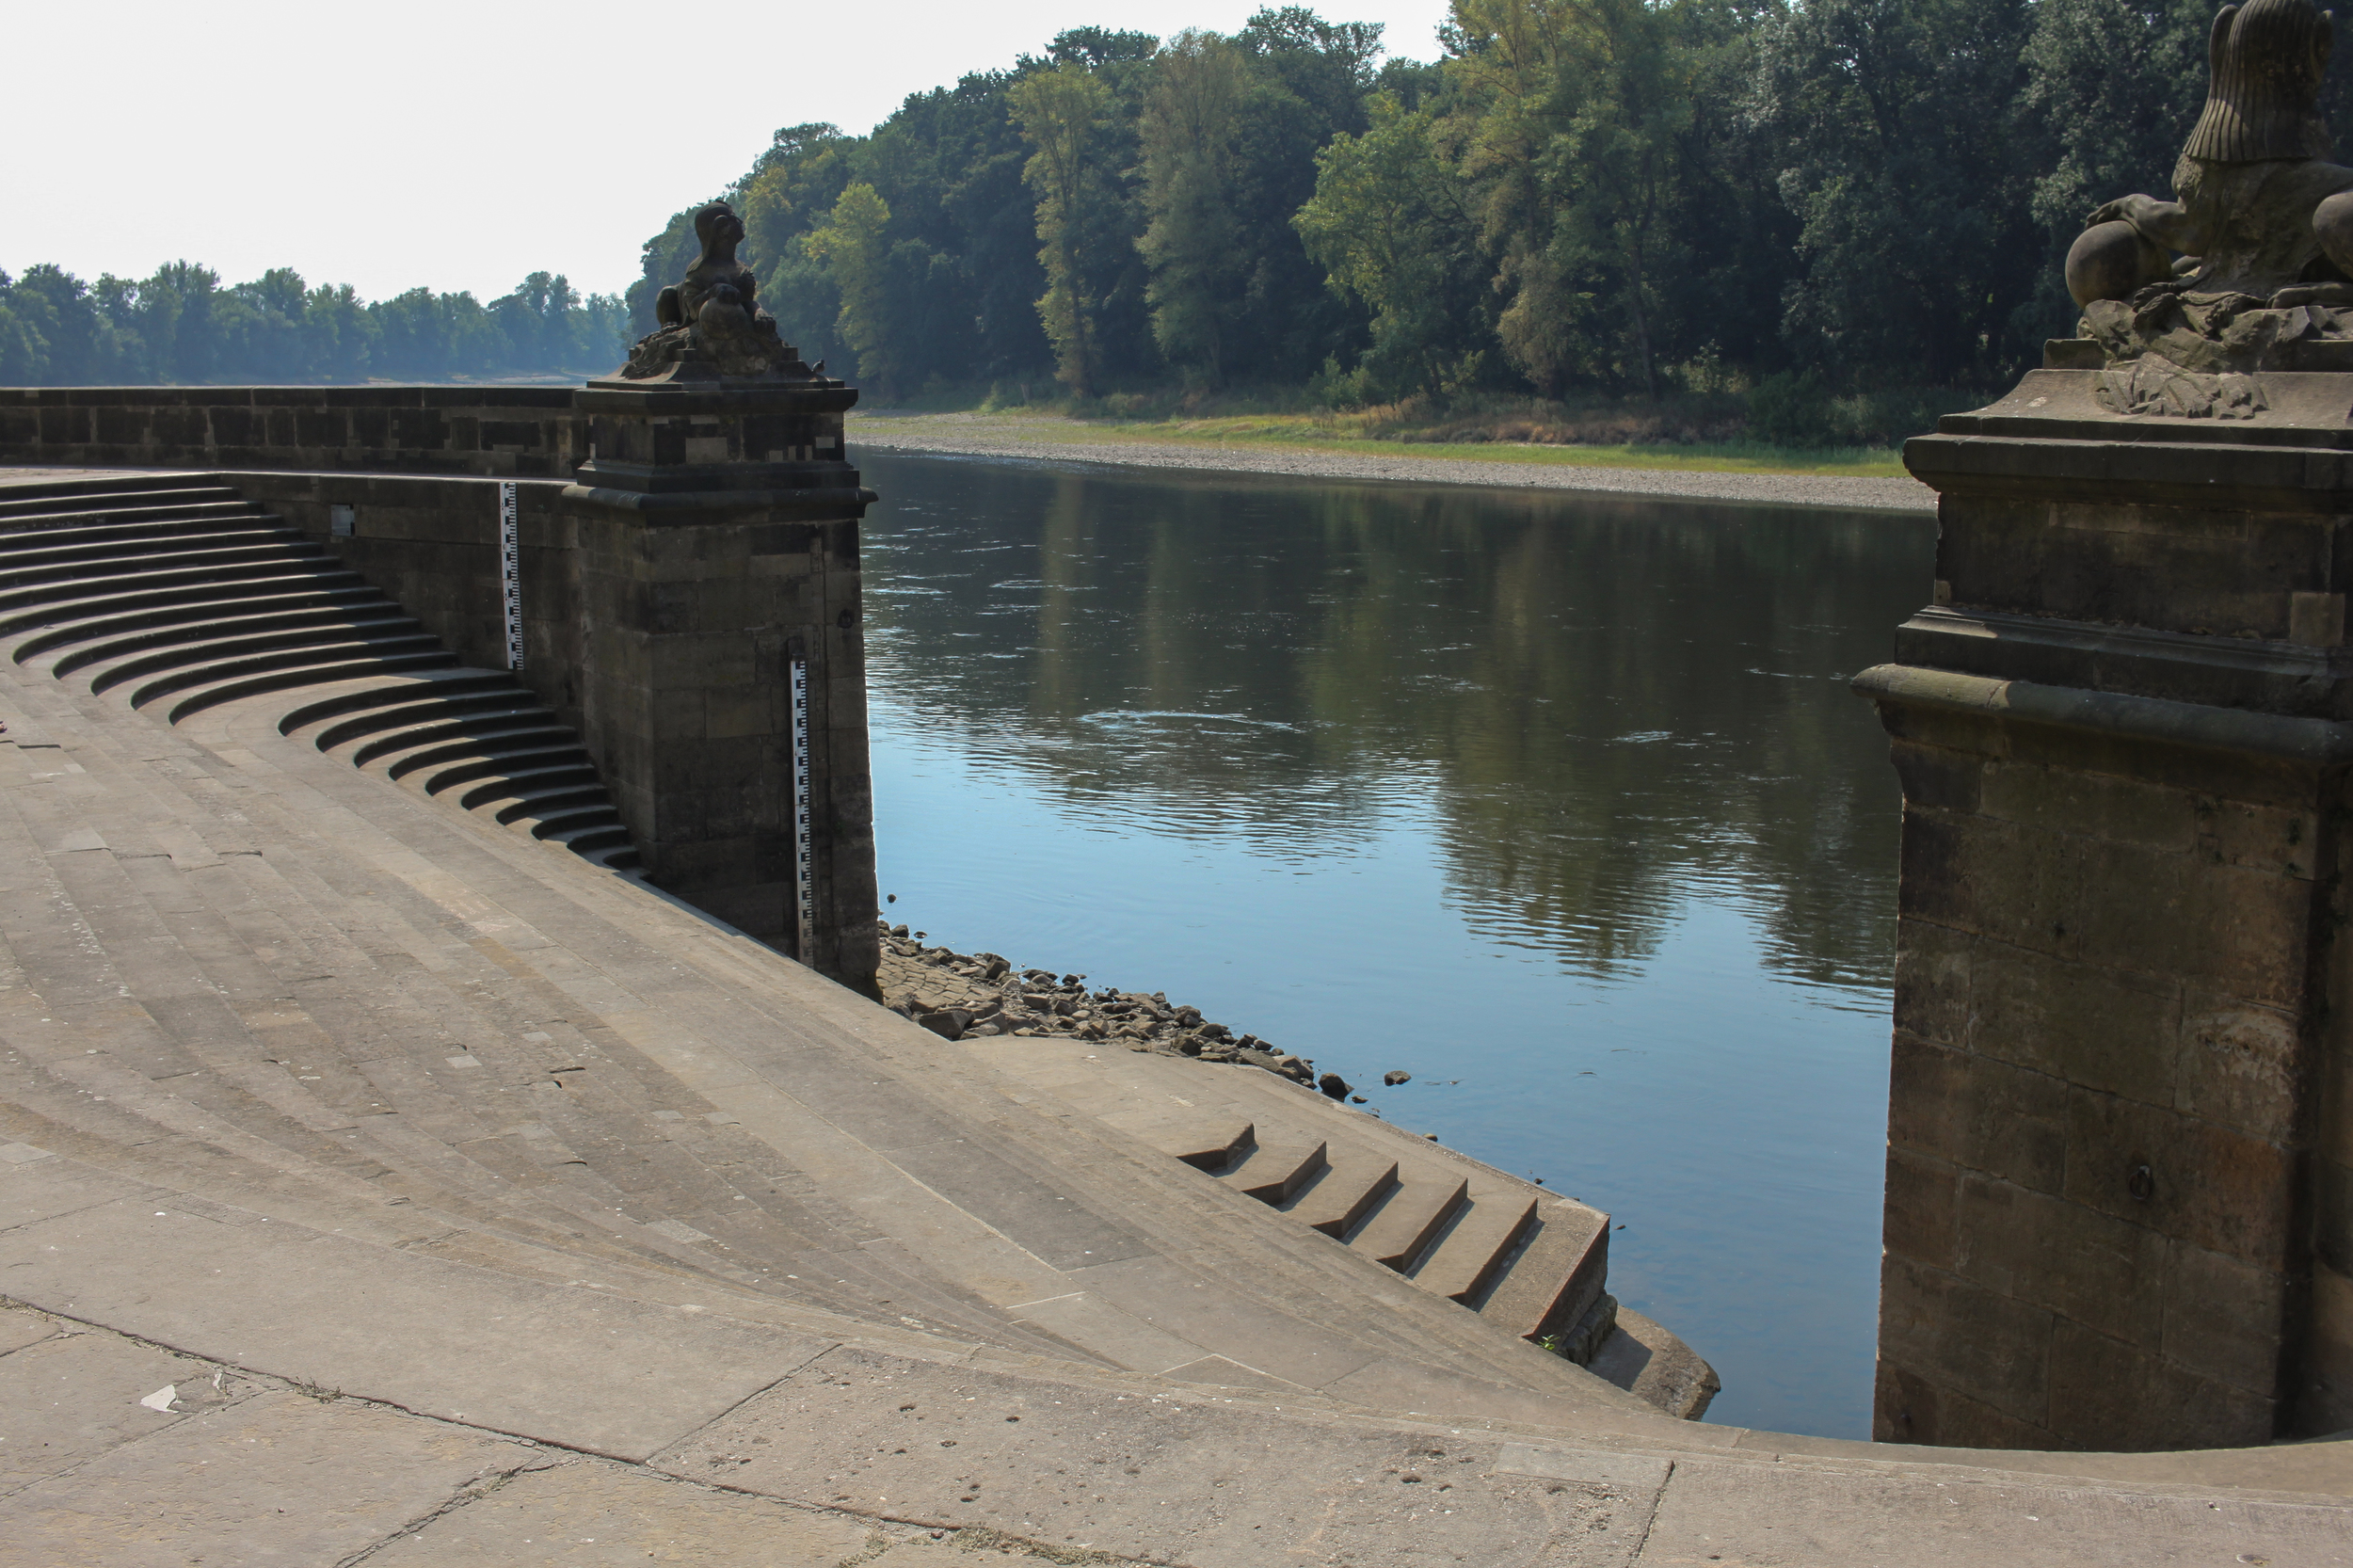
2066 0 2353 404
610 201 819 385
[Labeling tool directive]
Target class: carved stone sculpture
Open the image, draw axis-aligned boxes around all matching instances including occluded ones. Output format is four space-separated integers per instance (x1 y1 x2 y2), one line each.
2066 0 2353 407
608 202 821 386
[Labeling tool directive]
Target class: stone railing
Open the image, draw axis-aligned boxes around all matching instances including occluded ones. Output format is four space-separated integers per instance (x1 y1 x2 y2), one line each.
0 386 590 478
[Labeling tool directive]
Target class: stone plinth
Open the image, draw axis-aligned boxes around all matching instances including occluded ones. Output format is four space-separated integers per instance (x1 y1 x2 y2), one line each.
1865 367 2353 1450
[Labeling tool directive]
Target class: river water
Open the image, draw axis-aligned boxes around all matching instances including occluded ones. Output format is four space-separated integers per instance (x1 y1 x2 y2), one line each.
855 449 1936 1439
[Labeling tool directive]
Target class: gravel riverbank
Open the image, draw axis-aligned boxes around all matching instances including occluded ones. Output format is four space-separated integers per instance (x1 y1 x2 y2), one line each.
848 410 1936 513
876 921 1380 1101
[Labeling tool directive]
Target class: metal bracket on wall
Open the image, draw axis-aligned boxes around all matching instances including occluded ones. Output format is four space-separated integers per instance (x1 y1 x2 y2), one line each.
499 482 523 671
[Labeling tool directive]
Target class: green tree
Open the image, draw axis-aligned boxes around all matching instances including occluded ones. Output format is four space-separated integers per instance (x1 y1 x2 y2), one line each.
1138 31 1254 383
1010 62 1116 394
1751 0 2041 385
1296 96 1483 396
804 183 899 390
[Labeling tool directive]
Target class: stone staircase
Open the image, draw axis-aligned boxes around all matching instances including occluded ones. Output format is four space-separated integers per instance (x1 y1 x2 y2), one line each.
0 514 1673 1432
967 1032 1621 1359
0 472 636 868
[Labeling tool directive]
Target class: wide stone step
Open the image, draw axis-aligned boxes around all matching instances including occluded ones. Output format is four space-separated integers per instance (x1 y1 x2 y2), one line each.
86 619 424 693
1217 1134 1328 1203
125 637 450 709
0 539 326 594
360 713 567 771
0 522 296 570
280 674 541 744
455 762 600 808
1284 1142 1401 1238
0 487 246 524
412 744 589 793
1348 1169 1469 1272
49 601 412 678
15 585 394 662
162 650 464 723
1413 1190 1540 1304
0 558 359 623
1475 1201 1611 1343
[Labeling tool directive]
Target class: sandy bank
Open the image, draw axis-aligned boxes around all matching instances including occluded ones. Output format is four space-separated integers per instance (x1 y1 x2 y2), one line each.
848 410 1937 514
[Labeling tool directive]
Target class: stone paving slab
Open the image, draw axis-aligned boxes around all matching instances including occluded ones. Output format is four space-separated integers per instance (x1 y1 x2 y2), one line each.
0 1173 840 1462
367 1461 886 1567
0 1388 543 1568
1639 1452 2353 1567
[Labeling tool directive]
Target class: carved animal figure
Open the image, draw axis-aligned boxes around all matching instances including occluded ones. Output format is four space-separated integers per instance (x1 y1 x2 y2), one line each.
2070 0 2353 306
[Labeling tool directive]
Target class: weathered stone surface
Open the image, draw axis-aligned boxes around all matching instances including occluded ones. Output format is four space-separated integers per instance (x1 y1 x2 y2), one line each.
368 1458 883 1566
0 1390 540 1568
1871 355 2353 1448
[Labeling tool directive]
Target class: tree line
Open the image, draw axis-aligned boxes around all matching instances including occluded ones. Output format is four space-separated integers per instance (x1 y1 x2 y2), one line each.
0 263 630 385
631 0 2340 435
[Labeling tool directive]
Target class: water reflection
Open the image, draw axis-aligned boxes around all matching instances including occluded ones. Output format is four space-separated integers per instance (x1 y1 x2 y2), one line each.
856 450 1935 1438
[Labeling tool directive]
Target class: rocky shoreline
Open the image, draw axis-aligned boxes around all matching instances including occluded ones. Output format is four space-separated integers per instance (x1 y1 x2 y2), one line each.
876 920 1370 1101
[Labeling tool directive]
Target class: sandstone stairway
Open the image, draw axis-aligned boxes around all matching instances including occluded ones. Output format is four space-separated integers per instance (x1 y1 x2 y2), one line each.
0 585 1682 1434
0 472 637 868
3 472 2348 1566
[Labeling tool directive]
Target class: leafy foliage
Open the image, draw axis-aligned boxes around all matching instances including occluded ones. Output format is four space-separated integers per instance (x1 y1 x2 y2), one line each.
0 262 628 385
9 1 2298 419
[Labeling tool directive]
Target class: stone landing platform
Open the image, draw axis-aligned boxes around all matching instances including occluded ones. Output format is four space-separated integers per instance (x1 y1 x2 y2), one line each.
0 468 2347 1566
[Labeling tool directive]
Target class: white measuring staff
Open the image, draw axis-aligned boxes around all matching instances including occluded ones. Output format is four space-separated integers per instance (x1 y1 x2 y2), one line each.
790 655 815 955
498 482 523 670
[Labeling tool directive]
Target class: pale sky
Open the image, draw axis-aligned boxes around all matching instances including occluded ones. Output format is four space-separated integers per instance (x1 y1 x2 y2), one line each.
2 1 1452 305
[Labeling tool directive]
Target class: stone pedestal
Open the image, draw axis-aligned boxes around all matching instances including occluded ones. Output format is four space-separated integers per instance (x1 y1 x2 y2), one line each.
562 381 880 992
1865 366 2353 1449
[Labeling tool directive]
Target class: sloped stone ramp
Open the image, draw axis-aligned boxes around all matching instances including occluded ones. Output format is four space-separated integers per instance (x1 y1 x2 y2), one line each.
0 468 2346 1566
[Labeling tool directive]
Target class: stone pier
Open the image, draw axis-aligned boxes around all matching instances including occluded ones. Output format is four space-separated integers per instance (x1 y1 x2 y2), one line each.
0 381 881 989
1860 369 2353 1450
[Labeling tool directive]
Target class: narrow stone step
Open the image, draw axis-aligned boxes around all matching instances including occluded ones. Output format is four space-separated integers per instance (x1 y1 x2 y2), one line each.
1217 1135 1328 1203
1282 1143 1400 1238
1412 1190 1539 1304
1345 1168 1468 1272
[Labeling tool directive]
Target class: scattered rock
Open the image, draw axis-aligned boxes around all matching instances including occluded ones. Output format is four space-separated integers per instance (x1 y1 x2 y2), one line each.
875 917 1346 1094
917 1009 971 1041
1384 1070 1411 1086
1319 1073 1352 1100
